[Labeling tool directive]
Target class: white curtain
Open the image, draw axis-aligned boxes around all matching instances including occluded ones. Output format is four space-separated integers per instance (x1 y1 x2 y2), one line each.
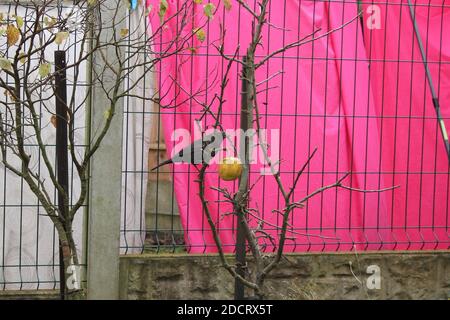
120 5 152 254
0 3 151 290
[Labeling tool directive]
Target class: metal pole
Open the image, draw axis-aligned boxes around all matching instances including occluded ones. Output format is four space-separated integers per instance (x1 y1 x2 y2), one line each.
407 0 450 162
55 50 69 300
235 57 248 300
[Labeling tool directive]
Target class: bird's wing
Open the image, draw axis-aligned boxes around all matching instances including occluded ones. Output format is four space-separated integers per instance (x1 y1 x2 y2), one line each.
172 131 226 164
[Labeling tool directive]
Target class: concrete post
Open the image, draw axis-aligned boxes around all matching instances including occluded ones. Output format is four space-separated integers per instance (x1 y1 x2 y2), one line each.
86 0 126 300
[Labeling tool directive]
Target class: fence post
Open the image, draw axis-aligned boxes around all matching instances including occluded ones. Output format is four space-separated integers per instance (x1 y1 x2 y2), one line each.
86 0 126 300
235 57 249 300
54 50 69 300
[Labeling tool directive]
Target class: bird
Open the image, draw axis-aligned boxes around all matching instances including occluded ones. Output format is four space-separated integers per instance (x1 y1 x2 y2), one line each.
130 0 138 10
151 130 226 171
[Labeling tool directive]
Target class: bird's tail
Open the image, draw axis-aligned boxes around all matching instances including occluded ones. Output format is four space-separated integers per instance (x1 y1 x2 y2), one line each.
151 159 173 171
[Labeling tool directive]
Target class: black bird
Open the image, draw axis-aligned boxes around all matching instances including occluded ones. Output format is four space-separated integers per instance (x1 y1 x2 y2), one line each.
151 130 226 171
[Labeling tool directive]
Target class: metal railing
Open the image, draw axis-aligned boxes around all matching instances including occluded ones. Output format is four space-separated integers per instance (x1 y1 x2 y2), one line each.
121 0 450 254
1 0 449 292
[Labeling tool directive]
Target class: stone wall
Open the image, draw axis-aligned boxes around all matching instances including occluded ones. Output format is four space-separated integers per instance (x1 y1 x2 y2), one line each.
119 251 450 300
0 290 59 300
1 251 448 299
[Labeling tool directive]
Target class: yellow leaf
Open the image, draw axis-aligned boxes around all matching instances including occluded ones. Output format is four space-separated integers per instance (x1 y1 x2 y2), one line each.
18 52 27 64
186 47 198 54
203 3 215 19
39 63 51 78
44 16 57 28
104 108 112 120
54 31 69 45
194 28 206 42
159 0 168 23
120 28 129 38
223 0 232 11
145 5 153 16
0 58 12 71
16 16 24 29
194 0 203 4
0 12 4 22
6 24 20 46
87 0 97 5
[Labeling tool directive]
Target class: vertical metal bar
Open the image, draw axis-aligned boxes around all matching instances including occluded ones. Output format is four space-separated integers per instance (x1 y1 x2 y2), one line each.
235 57 248 301
407 0 450 162
55 50 69 300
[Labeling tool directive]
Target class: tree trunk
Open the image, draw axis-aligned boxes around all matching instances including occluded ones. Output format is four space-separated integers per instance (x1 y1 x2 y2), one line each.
59 229 86 300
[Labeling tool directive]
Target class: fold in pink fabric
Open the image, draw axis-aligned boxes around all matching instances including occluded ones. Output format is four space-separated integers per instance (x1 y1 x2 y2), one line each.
148 0 449 252
361 0 450 250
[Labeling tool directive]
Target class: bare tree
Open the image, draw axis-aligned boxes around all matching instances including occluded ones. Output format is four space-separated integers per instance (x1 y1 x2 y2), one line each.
0 0 397 300
0 0 201 298
178 0 399 299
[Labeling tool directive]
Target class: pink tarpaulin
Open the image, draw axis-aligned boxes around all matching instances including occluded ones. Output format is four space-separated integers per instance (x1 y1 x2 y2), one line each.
148 0 449 252
361 0 450 249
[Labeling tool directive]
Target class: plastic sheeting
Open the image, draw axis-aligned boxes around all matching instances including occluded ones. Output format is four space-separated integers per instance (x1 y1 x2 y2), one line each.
361 0 450 249
149 0 433 252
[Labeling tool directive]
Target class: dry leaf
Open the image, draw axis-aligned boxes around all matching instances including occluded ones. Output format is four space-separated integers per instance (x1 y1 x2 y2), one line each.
223 0 232 11
16 16 24 29
39 63 51 78
6 24 20 46
0 57 12 71
54 31 69 45
120 28 129 38
3 89 16 101
194 28 206 42
50 115 57 128
18 52 27 64
145 5 153 16
159 0 168 23
186 47 198 54
203 3 215 19
44 16 57 28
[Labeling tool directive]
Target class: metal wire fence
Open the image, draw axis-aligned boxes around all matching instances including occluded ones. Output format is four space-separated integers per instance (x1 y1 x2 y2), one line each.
0 0 449 292
122 0 450 254
0 0 88 290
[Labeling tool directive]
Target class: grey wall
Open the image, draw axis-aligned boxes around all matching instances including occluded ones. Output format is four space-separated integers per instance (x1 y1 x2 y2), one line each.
1 251 448 300
119 251 450 300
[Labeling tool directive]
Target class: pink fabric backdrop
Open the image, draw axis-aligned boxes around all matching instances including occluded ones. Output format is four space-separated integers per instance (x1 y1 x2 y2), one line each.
361 0 450 249
148 0 449 252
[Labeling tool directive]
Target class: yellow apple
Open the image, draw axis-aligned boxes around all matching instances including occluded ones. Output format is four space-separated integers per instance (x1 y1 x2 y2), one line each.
218 157 243 181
